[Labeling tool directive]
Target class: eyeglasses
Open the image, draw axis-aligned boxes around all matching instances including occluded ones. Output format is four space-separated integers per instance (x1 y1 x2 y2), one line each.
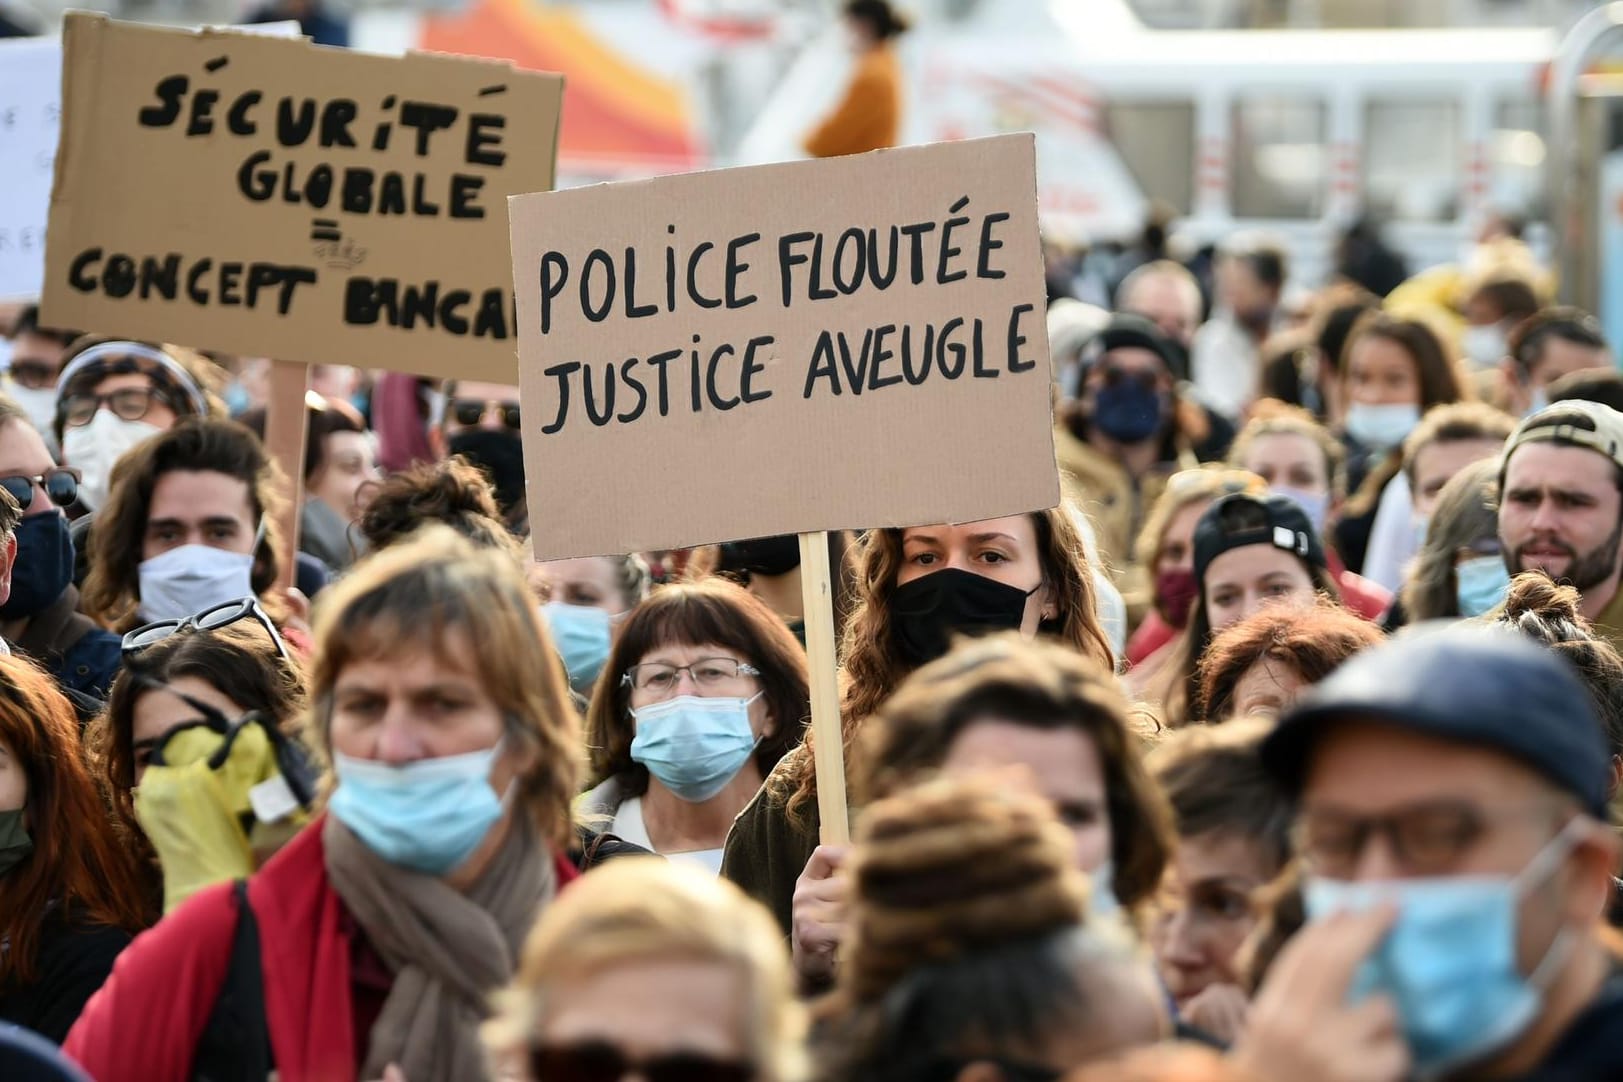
122 597 291 665
449 397 521 430
622 657 761 694
1295 800 1563 879
62 386 177 428
529 1041 754 1082
7 361 57 391
0 467 79 510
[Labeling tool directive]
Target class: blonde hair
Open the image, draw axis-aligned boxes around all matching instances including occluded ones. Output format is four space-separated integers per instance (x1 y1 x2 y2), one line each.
485 857 808 1082
307 526 581 850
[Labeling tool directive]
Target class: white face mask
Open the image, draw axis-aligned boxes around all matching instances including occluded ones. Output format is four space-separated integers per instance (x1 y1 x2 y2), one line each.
60 410 163 510
1462 324 1509 370
3 379 60 458
137 544 256 622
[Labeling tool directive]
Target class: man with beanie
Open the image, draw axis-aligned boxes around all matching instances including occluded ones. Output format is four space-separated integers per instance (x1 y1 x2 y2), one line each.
1498 399 1623 653
1056 314 1230 624
1235 627 1623 1081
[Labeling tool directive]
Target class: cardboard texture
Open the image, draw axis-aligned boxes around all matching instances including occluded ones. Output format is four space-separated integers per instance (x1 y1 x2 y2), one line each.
0 38 60 300
510 133 1060 560
40 13 561 381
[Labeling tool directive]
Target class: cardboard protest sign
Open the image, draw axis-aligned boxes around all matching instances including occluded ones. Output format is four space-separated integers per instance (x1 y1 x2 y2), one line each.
41 13 562 382
0 38 60 300
510 133 1059 561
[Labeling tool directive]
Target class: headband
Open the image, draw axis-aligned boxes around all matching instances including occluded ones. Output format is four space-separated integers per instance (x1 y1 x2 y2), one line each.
56 342 208 418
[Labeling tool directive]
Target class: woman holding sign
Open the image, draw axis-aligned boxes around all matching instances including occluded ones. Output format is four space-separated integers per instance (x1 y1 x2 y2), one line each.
582 580 809 873
720 505 1114 936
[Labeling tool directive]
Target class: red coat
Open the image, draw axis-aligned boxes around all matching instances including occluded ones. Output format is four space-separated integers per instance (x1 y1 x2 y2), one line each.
64 815 577 1082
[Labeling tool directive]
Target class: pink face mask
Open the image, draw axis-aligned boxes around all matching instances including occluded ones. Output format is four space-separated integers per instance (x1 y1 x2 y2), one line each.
1155 567 1199 628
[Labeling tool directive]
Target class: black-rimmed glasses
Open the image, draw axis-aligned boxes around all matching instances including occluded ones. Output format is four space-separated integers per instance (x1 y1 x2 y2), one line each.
122 597 291 664
61 386 178 428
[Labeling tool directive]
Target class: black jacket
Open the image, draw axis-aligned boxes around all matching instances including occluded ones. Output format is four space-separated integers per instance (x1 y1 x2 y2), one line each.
0 912 130 1044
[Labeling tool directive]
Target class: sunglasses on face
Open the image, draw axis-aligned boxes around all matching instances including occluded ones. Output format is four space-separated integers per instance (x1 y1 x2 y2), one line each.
0 466 79 510
62 386 176 428
529 1042 754 1082
450 397 521 430
1098 365 1160 391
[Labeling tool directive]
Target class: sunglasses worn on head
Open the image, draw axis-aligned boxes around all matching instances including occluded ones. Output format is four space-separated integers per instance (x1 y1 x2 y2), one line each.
529 1042 754 1082
0 467 79 510
122 597 291 664
450 397 521 430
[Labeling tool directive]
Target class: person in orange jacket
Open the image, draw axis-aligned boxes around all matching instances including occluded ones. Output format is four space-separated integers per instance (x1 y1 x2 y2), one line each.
804 0 909 158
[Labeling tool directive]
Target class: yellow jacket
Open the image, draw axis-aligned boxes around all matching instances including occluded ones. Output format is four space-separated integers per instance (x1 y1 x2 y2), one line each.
804 47 903 158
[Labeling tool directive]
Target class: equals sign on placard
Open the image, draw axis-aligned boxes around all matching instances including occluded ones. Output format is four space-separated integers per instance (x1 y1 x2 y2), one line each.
310 218 342 242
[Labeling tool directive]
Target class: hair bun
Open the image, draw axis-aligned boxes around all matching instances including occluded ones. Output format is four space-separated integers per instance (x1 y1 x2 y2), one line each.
840 777 1087 1004
1504 570 1584 627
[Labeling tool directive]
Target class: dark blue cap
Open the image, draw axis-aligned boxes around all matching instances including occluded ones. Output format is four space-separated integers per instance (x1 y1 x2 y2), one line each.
1261 626 1611 818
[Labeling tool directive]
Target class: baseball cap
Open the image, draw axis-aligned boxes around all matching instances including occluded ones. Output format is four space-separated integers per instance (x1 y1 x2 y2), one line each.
1192 492 1327 587
1501 399 1623 483
1261 625 1611 818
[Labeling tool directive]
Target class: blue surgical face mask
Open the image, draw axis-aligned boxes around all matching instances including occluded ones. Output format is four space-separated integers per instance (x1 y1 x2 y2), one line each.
328 741 507 875
1270 485 1330 535
1344 401 1422 452
1304 819 1582 1079
1088 859 1120 919
1455 554 1512 617
1527 386 1550 418
542 602 614 696
630 693 762 803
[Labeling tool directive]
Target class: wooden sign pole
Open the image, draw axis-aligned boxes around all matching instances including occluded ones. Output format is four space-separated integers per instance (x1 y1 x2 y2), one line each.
264 359 309 594
798 530 850 845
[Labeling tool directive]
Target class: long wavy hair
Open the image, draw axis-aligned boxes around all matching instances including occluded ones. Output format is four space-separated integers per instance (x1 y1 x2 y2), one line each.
0 655 149 985
772 505 1114 829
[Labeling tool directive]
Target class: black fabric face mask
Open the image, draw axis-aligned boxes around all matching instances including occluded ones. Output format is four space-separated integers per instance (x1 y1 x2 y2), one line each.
719 534 802 577
891 567 1037 667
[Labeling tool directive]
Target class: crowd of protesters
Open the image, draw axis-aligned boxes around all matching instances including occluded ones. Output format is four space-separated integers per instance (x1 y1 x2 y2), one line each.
1 1 1623 1080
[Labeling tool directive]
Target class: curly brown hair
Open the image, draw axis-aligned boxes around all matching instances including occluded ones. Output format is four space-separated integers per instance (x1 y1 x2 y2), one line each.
355 456 518 558
1197 600 1384 722
772 506 1115 828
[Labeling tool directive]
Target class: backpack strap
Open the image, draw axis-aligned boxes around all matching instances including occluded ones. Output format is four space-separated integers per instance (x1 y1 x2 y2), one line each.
191 880 271 1082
